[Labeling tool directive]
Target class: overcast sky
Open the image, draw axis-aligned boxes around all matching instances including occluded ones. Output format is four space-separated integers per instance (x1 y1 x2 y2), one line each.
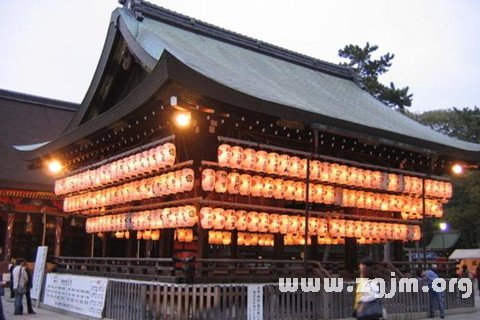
0 0 479 113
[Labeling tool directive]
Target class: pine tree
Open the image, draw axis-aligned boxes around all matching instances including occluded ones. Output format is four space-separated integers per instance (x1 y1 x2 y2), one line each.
339 42 413 113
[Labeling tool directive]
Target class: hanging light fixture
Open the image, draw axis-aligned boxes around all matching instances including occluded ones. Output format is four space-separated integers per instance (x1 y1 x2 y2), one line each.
47 159 63 174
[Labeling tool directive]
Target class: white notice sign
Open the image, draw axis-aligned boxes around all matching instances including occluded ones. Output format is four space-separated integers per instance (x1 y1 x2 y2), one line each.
31 246 48 300
247 284 264 320
43 274 108 318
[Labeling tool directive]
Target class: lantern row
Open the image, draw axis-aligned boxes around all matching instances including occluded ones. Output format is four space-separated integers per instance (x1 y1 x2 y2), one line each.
55 142 177 195
217 144 452 199
208 231 274 246
111 228 194 242
85 205 198 233
199 207 421 242
64 168 194 212
201 169 443 217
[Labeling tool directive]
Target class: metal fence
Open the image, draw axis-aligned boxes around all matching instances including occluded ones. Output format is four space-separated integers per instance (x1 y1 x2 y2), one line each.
104 278 475 320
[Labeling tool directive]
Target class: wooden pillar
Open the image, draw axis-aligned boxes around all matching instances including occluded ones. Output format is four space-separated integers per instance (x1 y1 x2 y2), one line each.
54 217 63 257
274 234 284 260
145 240 152 258
345 238 357 275
126 232 136 257
159 229 174 258
393 240 403 262
2 213 14 262
230 230 238 259
196 220 208 260
102 235 109 257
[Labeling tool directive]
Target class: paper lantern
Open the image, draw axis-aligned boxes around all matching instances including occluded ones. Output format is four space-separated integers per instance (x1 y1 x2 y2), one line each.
140 151 150 173
266 152 279 174
214 171 228 193
230 146 244 169
153 145 164 168
284 180 296 200
212 208 225 230
238 233 245 245
239 174 251 195
181 168 195 192
262 177 274 198
235 210 248 231
294 182 306 202
247 211 260 232
277 154 290 176
310 160 321 180
151 230 160 241
218 144 232 167
200 207 213 229
183 205 197 227
162 143 176 167
176 229 187 242
289 156 301 177
254 150 268 172
185 229 193 242
227 172 240 194
258 212 269 232
323 186 335 204
222 232 232 245
268 214 280 233
147 148 157 170
287 216 300 234
242 148 256 171
250 176 263 197
272 179 285 199
142 230 151 240
201 169 216 191
223 209 236 230
278 215 289 234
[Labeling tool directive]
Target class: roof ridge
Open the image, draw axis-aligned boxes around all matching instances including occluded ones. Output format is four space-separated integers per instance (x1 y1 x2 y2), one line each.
0 88 79 111
123 0 355 80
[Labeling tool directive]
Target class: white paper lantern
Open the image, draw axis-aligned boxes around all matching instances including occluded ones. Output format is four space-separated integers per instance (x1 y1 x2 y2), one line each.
202 169 216 191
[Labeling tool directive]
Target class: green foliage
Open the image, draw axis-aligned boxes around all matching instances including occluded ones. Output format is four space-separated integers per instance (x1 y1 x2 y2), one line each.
413 107 480 248
410 107 480 143
339 42 413 113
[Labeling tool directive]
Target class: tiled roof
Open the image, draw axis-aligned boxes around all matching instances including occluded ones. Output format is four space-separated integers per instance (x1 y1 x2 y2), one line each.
0 91 75 191
118 4 480 156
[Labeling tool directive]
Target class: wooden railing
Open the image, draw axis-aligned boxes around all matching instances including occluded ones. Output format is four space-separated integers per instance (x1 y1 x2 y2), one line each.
55 257 330 283
55 257 180 282
103 278 475 320
193 259 331 282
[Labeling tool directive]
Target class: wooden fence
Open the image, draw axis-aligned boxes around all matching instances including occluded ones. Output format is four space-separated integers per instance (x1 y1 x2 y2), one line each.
104 278 475 320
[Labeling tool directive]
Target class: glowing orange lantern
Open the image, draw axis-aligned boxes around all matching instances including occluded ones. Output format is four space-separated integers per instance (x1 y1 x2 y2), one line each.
202 169 216 191
277 154 290 175
239 174 251 195
214 171 228 193
262 177 274 198
235 210 248 231
289 156 301 177
272 179 285 199
200 207 213 229
254 150 268 172
266 152 279 174
250 176 263 197
229 146 244 169
227 172 240 194
218 144 231 167
247 211 259 232
242 148 256 171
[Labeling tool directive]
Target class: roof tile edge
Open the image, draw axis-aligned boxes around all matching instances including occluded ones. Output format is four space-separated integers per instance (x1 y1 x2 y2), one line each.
121 0 356 80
